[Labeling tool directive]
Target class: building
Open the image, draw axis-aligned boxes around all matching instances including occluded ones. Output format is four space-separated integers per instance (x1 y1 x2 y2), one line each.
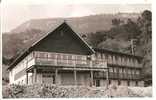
7 22 144 87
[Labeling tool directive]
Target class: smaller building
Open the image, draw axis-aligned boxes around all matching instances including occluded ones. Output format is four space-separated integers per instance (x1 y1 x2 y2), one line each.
7 22 144 87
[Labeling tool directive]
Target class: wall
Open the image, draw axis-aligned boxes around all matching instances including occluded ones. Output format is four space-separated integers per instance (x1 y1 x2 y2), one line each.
9 52 34 84
121 80 127 86
60 72 90 86
130 81 136 86
111 80 118 85
100 80 108 86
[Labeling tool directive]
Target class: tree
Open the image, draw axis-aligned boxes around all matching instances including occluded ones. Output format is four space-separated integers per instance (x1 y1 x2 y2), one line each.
137 10 152 85
124 18 141 39
111 18 122 27
142 10 152 21
87 32 106 47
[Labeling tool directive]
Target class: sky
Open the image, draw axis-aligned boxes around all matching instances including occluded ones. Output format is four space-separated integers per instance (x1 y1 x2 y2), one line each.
1 4 151 32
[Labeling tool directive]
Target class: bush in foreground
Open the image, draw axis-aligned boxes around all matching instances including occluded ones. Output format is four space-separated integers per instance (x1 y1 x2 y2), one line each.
2 84 152 98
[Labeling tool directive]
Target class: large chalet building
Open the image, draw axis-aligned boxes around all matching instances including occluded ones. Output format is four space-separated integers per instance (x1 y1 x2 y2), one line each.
7 22 144 87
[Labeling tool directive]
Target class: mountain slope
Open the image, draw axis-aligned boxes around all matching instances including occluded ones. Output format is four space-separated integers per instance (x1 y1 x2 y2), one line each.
3 13 140 58
11 13 140 34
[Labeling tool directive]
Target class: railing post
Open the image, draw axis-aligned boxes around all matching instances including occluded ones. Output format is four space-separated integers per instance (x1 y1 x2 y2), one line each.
33 68 37 84
26 71 28 85
90 70 94 87
106 68 109 89
74 70 77 86
55 69 58 85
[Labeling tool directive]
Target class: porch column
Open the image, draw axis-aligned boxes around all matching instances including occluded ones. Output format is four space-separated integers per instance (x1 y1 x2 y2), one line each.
55 69 58 85
33 68 37 83
106 68 109 89
74 70 77 86
26 71 28 84
90 70 94 87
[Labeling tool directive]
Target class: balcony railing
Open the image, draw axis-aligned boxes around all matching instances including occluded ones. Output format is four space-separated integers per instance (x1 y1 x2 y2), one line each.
108 72 140 80
35 57 107 68
29 51 107 69
94 72 107 78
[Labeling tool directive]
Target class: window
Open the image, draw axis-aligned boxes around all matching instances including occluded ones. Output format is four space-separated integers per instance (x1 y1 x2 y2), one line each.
118 80 121 85
96 53 101 59
123 68 126 74
130 58 133 66
119 68 122 73
128 69 131 74
96 80 100 87
102 54 105 60
42 74 55 84
52 75 55 84
109 67 113 72
108 55 112 63
115 56 118 61
136 81 138 86
134 59 138 66
109 80 111 84
136 70 140 74
131 69 133 74
21 80 23 84
127 81 130 86
114 68 117 73
105 54 108 59
99 72 104 76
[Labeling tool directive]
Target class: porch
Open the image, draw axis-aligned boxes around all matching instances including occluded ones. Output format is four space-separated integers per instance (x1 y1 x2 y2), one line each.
25 65 109 87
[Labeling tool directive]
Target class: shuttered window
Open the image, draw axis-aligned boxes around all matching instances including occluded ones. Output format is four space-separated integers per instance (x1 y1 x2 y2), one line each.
109 67 113 72
119 68 122 73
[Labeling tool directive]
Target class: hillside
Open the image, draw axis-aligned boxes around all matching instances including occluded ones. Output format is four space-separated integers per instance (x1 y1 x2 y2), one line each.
2 13 140 58
11 13 139 34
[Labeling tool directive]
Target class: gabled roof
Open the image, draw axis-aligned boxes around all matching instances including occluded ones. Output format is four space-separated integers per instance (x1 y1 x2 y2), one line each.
7 21 95 70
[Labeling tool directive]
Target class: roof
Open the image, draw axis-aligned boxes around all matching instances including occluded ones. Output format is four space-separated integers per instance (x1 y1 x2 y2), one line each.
93 48 143 59
7 21 95 70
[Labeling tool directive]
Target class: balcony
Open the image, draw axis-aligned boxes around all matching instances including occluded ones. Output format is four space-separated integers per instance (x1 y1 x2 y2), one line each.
27 51 107 69
94 72 107 78
108 72 140 80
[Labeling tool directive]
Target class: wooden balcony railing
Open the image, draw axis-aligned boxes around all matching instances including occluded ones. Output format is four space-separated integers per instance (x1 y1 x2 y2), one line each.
27 51 107 68
35 57 107 68
108 72 140 80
